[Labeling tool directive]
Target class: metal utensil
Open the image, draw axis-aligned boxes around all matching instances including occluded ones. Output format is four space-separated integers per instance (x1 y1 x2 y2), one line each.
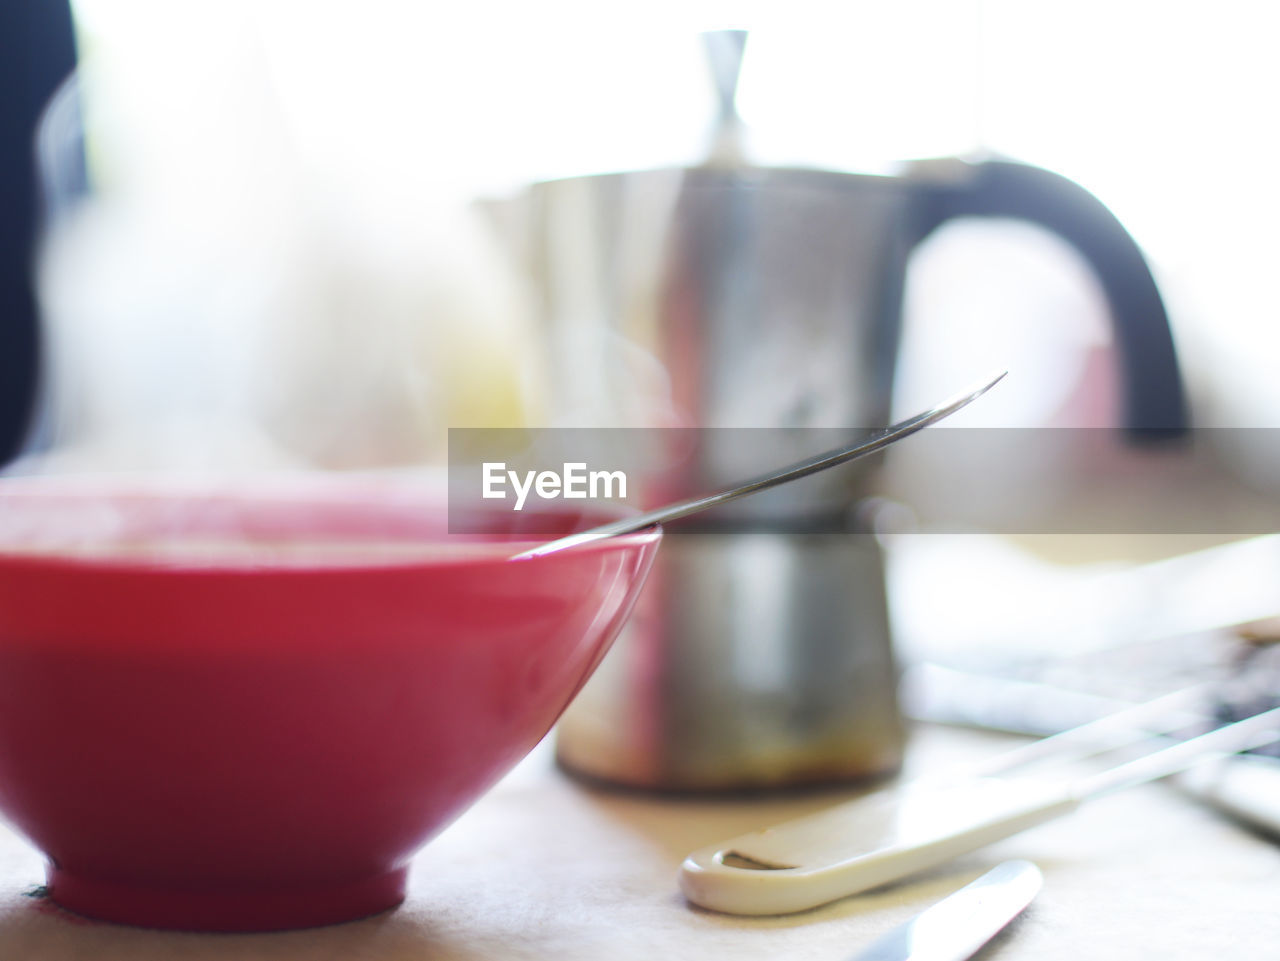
515 371 1006 559
842 860 1042 961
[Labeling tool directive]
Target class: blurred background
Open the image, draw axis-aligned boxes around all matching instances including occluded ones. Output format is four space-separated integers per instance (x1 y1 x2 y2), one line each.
4 0 1279 470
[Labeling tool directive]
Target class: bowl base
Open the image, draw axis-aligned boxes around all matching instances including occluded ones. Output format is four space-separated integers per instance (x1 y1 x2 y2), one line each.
45 865 408 932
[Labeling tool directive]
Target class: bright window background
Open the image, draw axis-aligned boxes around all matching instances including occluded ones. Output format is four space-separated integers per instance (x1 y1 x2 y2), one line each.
64 0 1280 433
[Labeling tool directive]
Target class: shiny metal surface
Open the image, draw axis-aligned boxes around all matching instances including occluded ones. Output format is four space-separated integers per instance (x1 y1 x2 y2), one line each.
485 162 914 439
555 529 905 790
486 156 924 788
517 372 1004 558
491 158 919 786
701 29 748 164
844 861 1041 961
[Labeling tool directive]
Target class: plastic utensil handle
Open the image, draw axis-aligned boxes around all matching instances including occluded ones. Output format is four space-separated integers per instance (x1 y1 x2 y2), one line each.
682 706 1280 916
679 777 1077 916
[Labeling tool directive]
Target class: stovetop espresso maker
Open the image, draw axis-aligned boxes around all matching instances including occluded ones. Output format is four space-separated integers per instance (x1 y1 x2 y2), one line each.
483 32 1185 790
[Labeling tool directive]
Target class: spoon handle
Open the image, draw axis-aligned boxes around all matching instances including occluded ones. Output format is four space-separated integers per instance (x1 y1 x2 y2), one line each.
513 371 1007 559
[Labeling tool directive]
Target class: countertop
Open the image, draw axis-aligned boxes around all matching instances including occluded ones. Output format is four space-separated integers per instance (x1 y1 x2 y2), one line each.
1 723 1277 961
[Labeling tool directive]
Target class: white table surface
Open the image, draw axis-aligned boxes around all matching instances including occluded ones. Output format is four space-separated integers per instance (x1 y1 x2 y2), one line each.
0 722 1276 961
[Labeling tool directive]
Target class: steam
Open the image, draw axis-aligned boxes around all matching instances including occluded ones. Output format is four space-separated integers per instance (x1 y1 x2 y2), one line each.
6 1 697 567
19 3 547 481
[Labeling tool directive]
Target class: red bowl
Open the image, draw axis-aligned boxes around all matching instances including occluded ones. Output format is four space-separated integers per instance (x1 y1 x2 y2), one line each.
0 477 659 931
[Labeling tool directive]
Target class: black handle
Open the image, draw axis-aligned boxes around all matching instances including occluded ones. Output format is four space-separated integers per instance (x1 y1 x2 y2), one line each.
914 159 1187 436
0 0 79 466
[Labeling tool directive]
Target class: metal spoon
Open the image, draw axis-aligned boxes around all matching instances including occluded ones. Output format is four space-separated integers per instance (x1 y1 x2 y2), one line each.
514 370 1006 558
841 860 1041 961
